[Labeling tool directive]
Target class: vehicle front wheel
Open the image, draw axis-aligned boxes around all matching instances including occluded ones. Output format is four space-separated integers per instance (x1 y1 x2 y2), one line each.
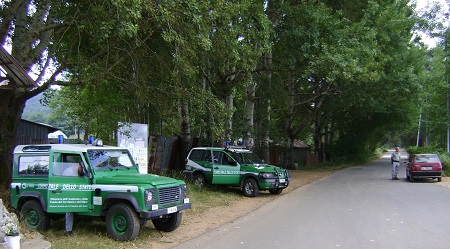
193 174 207 187
438 177 442 182
20 200 50 230
152 211 182 232
269 189 283 195
106 203 140 241
242 178 259 197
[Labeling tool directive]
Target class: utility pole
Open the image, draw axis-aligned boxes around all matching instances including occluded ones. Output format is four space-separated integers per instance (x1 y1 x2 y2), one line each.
447 29 450 151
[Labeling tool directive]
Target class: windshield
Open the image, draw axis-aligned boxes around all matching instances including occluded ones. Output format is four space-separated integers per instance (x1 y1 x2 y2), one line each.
230 151 263 164
87 150 135 170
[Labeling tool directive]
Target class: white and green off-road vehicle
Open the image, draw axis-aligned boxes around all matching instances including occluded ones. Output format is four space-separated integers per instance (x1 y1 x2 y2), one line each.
10 140 191 241
184 146 291 197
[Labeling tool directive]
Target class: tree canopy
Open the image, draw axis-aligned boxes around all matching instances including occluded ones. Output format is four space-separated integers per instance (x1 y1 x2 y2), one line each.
1 0 449 186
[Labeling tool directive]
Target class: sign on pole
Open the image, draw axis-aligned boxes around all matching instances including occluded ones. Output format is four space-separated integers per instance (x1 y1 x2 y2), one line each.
118 123 148 174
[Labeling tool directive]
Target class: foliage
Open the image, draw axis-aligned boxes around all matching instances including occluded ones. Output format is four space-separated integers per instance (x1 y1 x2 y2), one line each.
2 0 450 187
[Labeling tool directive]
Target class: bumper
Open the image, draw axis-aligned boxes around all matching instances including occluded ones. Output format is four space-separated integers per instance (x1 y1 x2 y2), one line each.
411 171 442 178
140 202 192 219
257 177 290 190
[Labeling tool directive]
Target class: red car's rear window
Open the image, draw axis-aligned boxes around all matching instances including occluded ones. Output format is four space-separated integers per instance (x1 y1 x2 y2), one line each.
415 155 440 163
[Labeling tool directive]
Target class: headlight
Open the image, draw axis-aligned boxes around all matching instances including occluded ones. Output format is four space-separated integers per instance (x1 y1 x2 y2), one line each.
259 172 276 178
144 189 154 206
180 184 188 199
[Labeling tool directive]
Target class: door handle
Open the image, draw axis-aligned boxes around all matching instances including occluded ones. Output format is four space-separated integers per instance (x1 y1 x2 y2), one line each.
52 189 62 194
213 166 219 169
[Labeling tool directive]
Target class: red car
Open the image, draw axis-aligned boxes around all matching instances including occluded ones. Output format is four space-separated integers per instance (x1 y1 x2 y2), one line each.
405 154 443 182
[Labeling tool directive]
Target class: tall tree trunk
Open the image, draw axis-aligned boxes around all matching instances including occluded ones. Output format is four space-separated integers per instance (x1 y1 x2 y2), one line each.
283 77 296 168
244 84 256 149
224 92 234 144
258 51 272 163
259 98 271 163
313 115 321 162
179 98 191 170
0 89 27 188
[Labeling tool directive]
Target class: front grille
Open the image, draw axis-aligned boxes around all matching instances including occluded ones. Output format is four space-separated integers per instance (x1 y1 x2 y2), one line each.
158 186 181 205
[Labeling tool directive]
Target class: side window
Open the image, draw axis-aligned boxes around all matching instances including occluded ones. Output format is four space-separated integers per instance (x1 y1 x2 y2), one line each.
230 152 244 164
219 152 235 166
18 156 49 175
52 153 85 177
189 150 205 161
212 151 220 164
204 150 213 163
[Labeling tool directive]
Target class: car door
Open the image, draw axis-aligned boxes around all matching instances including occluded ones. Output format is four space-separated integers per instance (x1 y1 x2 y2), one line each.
211 151 241 185
47 151 93 213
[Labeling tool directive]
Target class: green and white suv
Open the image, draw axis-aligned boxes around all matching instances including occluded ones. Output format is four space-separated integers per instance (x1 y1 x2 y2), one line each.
10 140 191 241
184 146 291 197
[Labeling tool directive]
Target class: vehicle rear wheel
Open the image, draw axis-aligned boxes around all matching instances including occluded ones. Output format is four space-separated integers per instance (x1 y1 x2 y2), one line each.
152 212 182 232
269 189 283 195
193 174 207 187
106 203 140 241
242 178 259 197
409 173 415 182
20 200 50 230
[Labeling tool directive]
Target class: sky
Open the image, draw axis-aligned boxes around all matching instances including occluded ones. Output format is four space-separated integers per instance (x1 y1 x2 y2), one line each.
415 0 449 47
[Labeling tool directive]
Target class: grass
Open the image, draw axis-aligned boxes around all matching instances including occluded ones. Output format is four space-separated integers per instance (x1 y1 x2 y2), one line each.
32 183 244 249
6 164 352 248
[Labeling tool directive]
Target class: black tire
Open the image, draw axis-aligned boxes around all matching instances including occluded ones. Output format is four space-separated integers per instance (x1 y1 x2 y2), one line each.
193 174 207 187
410 173 415 182
242 178 259 197
269 188 283 195
105 203 140 241
438 177 442 182
152 211 182 232
20 200 50 230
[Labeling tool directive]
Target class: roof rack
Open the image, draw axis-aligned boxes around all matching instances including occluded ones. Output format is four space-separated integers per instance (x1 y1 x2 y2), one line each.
22 145 52 152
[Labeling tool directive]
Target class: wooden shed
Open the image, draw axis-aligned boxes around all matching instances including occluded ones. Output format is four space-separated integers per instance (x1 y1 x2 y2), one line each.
269 140 310 169
15 119 59 145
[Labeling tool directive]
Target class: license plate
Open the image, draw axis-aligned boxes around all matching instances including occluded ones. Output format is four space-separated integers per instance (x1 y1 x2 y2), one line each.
167 206 177 214
421 166 432 170
280 179 286 183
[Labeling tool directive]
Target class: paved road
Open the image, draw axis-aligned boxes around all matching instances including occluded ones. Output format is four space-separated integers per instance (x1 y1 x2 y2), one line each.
173 151 450 249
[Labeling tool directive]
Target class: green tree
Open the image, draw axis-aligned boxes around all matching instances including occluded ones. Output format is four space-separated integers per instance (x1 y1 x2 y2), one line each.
0 0 149 187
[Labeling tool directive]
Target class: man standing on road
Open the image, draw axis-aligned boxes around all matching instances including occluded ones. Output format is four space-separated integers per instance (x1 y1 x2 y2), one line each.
391 147 401 180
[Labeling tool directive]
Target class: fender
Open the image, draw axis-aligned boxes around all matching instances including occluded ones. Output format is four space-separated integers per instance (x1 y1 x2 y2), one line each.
240 173 258 189
18 191 48 211
103 193 140 213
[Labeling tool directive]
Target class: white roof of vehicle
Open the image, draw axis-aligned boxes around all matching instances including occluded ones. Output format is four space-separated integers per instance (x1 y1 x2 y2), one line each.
191 146 251 153
14 143 124 154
